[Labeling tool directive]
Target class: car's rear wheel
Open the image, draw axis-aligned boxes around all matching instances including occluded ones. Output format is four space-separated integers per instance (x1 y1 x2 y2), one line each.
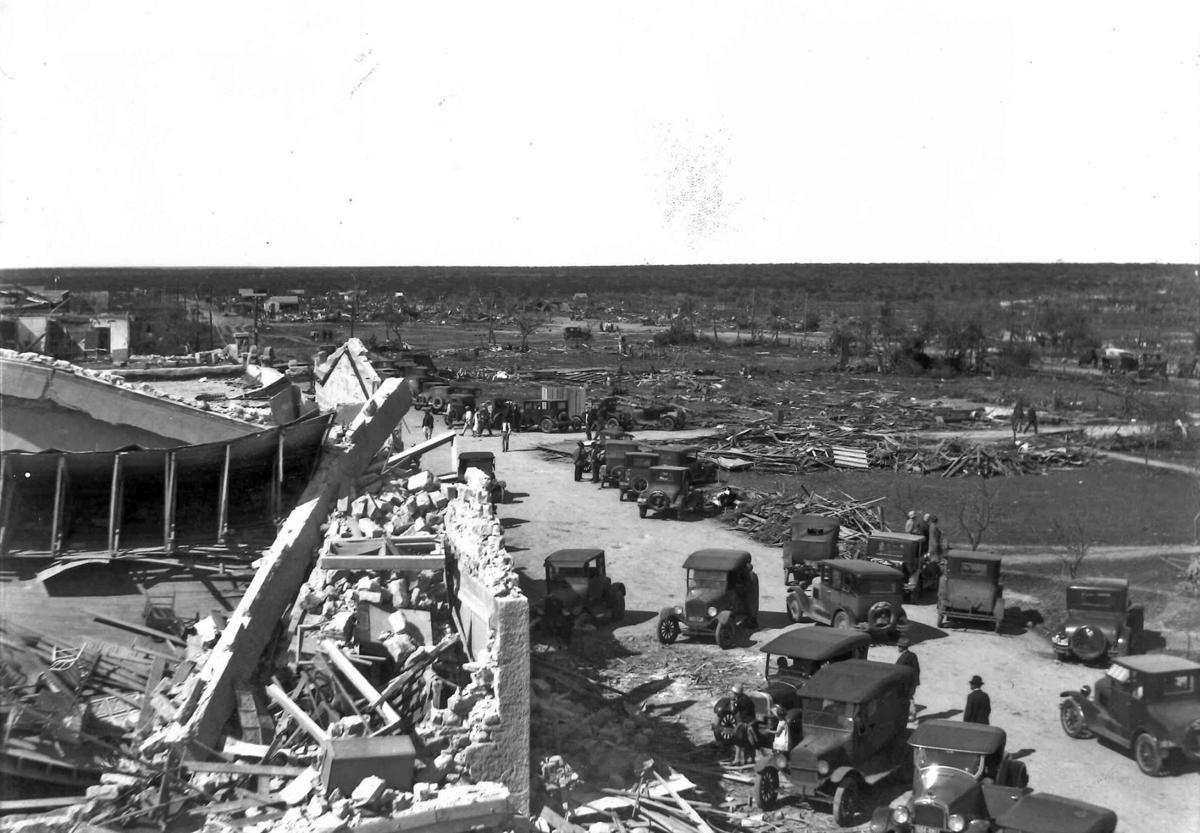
786 595 804 623
657 616 680 645
539 417 555 433
716 621 735 650
610 592 625 622
1059 700 1092 739
832 774 864 827
833 610 856 630
1134 732 1166 776
713 711 737 745
754 767 779 809
658 415 676 431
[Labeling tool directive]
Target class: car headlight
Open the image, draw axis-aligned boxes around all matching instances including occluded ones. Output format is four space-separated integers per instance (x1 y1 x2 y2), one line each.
817 759 830 776
892 806 910 825
948 814 966 832
674 606 683 616
707 606 718 618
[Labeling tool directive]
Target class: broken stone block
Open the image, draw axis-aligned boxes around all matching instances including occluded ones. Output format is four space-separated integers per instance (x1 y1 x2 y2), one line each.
350 774 386 805
407 516 428 535
387 578 410 607
406 470 436 492
278 767 320 805
85 783 122 800
358 589 384 604
414 491 435 514
355 576 380 593
383 632 417 664
413 783 438 802
431 490 449 510
312 812 350 833
357 517 383 538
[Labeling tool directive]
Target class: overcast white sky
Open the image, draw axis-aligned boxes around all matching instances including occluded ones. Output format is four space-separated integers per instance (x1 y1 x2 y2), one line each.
1 1 1197 267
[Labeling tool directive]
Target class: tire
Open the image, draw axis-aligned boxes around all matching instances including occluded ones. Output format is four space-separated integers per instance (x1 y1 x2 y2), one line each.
630 477 649 494
1134 732 1165 776
867 601 897 632
610 591 626 622
833 610 856 630
992 599 1005 633
570 416 584 431
657 616 680 645
832 774 864 827
605 417 621 430
539 417 555 433
755 767 779 810
996 757 1029 789
638 505 647 519
713 710 737 745
786 595 804 623
1071 625 1107 663
658 415 676 431
716 621 735 650
556 412 571 429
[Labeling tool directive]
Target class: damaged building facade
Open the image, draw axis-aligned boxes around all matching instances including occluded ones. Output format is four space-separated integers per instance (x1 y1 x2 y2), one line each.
0 350 531 831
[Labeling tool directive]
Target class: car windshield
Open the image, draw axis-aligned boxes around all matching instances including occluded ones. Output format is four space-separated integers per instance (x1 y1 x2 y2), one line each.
688 570 728 590
768 657 818 679
951 560 993 579
651 470 677 484
1067 588 1123 611
913 747 985 777
801 697 854 730
872 541 909 558
551 565 594 580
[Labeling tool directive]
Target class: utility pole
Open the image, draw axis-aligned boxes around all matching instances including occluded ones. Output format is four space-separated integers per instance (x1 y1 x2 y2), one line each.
350 274 358 339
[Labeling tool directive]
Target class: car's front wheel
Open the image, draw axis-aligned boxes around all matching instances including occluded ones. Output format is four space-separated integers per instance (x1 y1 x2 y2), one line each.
610 591 625 622
657 616 680 645
713 711 737 745
716 621 735 650
786 595 804 623
1134 732 1166 776
832 774 864 827
1059 700 1093 739
755 767 779 809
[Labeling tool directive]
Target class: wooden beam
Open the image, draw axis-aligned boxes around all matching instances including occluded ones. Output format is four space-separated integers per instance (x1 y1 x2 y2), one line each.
88 610 187 648
49 453 67 555
182 760 306 777
107 453 124 555
265 682 329 744
217 443 231 544
163 450 177 554
320 640 402 726
317 554 445 572
271 428 285 523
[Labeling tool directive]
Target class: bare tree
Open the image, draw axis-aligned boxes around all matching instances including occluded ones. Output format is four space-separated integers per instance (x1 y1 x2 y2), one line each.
1050 505 1093 579
957 478 1002 551
510 296 546 352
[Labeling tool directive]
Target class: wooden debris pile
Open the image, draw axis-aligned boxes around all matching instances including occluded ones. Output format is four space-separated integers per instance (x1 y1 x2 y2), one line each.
725 487 885 549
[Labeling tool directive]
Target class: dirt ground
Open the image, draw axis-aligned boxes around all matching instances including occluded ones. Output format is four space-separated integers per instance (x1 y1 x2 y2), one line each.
401 410 1197 833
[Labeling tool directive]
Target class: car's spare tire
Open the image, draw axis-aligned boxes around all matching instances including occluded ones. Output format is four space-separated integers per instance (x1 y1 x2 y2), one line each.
868 601 898 631
647 491 669 510
1070 625 1107 662
630 477 649 494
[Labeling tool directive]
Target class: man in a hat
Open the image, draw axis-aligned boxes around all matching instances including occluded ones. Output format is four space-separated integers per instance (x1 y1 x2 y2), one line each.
964 675 991 725
729 683 757 765
896 636 920 719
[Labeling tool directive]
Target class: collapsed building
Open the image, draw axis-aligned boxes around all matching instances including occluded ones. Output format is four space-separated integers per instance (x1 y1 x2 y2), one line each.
0 347 531 831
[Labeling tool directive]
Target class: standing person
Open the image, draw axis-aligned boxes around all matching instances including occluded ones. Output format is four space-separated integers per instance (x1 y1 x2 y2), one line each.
589 442 603 483
964 675 991 725
896 637 920 719
919 513 933 557
421 408 435 441
927 515 944 560
904 510 918 534
1024 406 1039 435
1011 404 1024 442
472 407 484 438
729 684 758 765
482 403 494 436
460 406 474 437
501 413 512 452
572 441 588 482
584 405 596 441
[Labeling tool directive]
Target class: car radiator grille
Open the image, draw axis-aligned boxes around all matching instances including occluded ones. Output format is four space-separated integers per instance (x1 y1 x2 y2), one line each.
913 802 947 829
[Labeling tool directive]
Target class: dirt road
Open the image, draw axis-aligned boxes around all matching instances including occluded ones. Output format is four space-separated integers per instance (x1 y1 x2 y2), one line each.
399 411 1196 833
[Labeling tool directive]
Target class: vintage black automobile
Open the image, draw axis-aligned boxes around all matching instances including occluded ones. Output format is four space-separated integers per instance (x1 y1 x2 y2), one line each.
637 465 706 520
618 450 660 501
865 531 940 601
1049 578 1143 663
782 513 840 589
871 719 1030 833
537 549 626 637
657 549 759 649
787 560 909 639
754 660 914 826
517 399 578 433
444 391 480 426
652 445 718 485
1059 654 1200 776
990 793 1117 833
937 552 1005 632
598 439 640 491
457 451 505 504
712 626 870 747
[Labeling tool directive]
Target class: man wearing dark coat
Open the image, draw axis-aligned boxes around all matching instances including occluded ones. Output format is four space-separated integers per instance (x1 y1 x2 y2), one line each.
964 675 991 725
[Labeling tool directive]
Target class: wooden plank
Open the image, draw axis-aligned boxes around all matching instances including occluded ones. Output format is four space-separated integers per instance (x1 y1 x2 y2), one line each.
217 444 232 544
320 640 402 725
107 453 124 554
0 796 85 811
182 760 307 777
317 554 445 572
88 611 187 648
163 450 177 554
265 682 329 744
49 454 67 555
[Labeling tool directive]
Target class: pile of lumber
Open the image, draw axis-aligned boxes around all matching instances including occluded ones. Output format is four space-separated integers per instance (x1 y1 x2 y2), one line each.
724 486 885 548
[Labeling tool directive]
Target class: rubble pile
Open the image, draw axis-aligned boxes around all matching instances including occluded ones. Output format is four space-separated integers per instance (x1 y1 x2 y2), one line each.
725 486 885 550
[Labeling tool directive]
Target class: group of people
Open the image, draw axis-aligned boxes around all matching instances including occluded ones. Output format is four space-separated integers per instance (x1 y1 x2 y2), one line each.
1010 403 1039 439
904 509 944 558
572 440 606 482
421 401 515 451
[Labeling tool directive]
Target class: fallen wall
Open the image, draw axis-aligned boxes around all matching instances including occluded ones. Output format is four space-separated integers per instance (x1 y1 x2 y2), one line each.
183 378 412 750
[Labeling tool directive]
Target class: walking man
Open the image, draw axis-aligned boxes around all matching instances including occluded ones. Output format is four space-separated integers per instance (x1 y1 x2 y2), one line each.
421 408 435 441
964 675 991 725
501 413 511 452
896 637 920 719
460 406 474 437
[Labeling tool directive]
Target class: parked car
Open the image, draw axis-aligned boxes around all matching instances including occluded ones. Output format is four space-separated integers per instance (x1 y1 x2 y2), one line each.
638 402 688 431
652 445 718 485
597 439 640 491
637 465 706 520
618 450 660 501
872 719 1036 833
657 549 759 649
563 326 592 344
782 513 840 588
444 392 478 426
537 549 626 638
1050 578 1143 663
937 552 1005 631
864 531 940 601
712 627 869 747
594 396 636 432
518 399 577 433
1059 654 1200 776
786 560 908 639
992 793 1117 833
456 451 505 504
754 660 915 826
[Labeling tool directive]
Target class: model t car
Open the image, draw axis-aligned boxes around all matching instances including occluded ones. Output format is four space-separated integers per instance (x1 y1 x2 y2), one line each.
1049 577 1143 663
865 531 940 601
782 513 840 588
1059 654 1200 776
872 719 1040 833
937 552 1005 631
518 399 577 433
618 450 659 500
712 626 869 748
597 439 640 491
653 445 718 485
637 465 706 520
456 451 505 504
537 549 626 638
754 660 915 826
786 560 908 639
657 549 758 649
